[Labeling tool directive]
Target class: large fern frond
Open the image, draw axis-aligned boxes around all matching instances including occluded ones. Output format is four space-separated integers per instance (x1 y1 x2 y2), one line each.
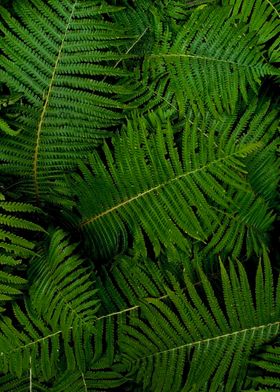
118 253 280 391
63 105 277 259
0 0 132 202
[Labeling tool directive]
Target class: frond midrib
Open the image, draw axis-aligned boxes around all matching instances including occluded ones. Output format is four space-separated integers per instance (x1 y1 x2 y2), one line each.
132 321 280 361
148 53 271 68
79 144 256 227
33 0 78 201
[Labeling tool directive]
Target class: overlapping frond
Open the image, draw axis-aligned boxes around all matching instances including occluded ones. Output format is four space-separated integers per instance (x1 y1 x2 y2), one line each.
49 361 126 391
0 0 131 201
92 256 169 366
119 254 280 391
244 340 280 391
224 0 280 46
0 192 43 312
29 229 100 342
122 6 278 117
63 105 277 260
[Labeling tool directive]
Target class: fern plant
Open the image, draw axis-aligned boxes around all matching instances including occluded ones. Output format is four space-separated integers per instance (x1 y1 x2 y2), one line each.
62 104 277 260
118 253 280 391
116 4 279 118
0 0 133 202
0 0 279 391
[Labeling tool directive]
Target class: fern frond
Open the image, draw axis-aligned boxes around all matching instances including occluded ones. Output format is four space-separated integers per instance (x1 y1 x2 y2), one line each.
0 192 43 312
0 373 47 391
0 0 132 202
0 299 95 379
29 229 100 344
224 0 280 45
63 106 277 259
125 6 278 117
92 256 170 365
118 254 280 391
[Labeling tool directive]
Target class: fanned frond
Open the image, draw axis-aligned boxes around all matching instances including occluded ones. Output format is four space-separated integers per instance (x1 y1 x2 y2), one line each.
0 192 43 312
0 0 132 201
29 229 100 346
118 254 280 391
63 104 277 260
123 6 278 117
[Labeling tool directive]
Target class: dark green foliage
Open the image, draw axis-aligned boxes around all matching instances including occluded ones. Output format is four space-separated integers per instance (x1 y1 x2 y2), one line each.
0 0 279 391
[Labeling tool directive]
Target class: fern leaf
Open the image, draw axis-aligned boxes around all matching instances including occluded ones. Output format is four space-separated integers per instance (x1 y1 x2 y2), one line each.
0 0 132 202
29 229 100 370
118 256 280 391
125 6 278 117
63 108 273 259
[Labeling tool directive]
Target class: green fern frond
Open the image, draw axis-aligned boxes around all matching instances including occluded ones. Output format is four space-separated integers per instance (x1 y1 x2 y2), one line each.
92 256 170 365
29 229 100 341
124 6 278 117
63 107 277 259
0 0 132 202
118 254 280 391
0 299 93 380
0 192 43 312
0 301 62 379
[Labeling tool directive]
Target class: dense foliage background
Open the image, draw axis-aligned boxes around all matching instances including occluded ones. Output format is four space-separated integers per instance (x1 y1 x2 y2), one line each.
0 0 279 390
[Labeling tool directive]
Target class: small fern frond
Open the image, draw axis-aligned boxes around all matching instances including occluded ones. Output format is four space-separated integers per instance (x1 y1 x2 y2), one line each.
0 299 96 380
118 255 280 391
223 0 280 45
0 89 22 136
